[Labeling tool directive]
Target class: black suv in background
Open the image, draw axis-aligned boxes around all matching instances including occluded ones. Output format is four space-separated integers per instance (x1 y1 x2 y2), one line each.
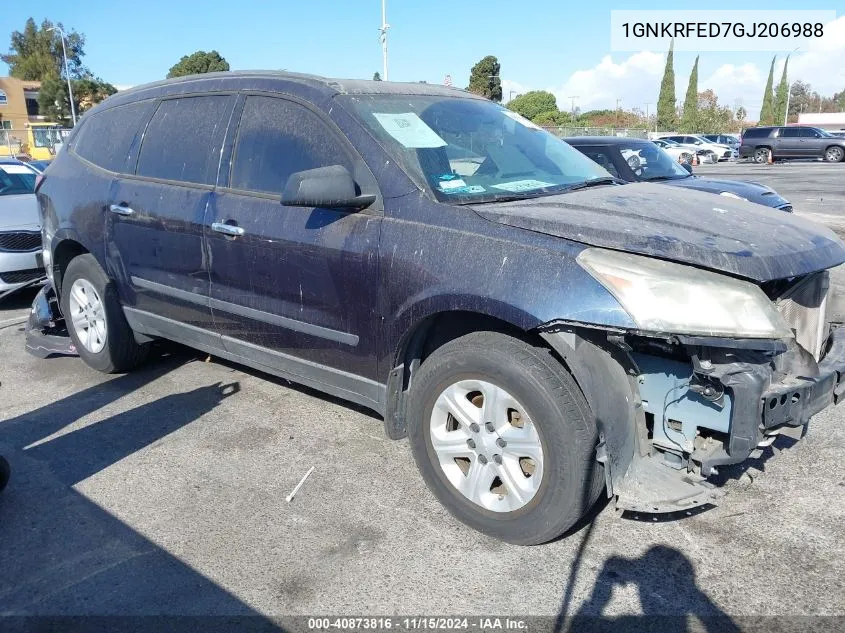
739 126 845 163
27 72 845 544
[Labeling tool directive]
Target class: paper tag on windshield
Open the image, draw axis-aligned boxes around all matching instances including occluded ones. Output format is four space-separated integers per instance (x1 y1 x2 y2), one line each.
492 179 553 193
373 112 447 148
502 110 542 130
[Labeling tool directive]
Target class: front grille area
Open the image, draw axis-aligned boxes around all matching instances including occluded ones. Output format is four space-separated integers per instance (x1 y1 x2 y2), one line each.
0 231 42 252
0 268 45 285
775 271 829 360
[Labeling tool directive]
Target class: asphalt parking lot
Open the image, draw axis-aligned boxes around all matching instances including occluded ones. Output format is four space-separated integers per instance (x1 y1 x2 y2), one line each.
2 161 845 629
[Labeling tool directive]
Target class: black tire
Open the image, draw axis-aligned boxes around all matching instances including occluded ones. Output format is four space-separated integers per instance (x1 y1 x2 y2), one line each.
824 146 844 163
753 147 770 164
407 332 604 545
60 254 148 373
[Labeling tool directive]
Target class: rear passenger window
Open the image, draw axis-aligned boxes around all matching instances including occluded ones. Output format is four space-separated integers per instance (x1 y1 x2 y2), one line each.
230 96 351 195
136 95 233 185
74 101 155 172
742 128 768 139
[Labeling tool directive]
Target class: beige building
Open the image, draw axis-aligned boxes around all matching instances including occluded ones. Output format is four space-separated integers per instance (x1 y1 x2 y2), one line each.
0 76 45 131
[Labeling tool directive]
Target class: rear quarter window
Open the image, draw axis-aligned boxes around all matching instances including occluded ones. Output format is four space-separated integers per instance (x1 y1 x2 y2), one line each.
73 100 156 172
136 95 234 186
742 128 770 139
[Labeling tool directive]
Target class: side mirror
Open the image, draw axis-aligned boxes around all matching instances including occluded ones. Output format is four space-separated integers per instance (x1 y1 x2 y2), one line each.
281 165 375 210
682 162 693 174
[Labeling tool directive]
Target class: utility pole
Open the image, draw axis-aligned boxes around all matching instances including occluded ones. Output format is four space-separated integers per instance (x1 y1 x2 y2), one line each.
379 0 390 81
48 26 77 126
644 102 651 128
568 96 579 117
616 98 622 126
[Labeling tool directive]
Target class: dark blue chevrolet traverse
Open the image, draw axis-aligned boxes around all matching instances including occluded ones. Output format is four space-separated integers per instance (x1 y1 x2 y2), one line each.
28 72 845 544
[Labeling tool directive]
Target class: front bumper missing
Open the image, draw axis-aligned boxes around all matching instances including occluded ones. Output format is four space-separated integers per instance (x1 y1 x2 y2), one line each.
542 324 845 514
24 281 77 358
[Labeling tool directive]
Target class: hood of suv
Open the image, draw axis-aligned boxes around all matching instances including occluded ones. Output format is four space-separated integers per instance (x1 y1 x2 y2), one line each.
663 176 790 210
0 193 41 231
472 182 845 282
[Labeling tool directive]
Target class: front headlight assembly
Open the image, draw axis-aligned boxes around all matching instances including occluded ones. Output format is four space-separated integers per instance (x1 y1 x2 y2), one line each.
576 248 793 339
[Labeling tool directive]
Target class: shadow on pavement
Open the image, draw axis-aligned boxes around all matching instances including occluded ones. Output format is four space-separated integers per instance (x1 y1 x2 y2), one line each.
553 457 740 632
0 350 281 630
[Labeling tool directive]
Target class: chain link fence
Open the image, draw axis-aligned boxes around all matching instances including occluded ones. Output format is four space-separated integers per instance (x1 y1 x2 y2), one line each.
0 127 71 160
542 127 652 139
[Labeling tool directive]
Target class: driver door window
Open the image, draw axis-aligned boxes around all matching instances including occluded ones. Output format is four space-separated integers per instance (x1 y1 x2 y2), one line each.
229 96 353 195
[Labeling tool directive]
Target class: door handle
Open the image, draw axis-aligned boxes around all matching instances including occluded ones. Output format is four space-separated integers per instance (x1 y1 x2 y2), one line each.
109 204 134 216
211 222 245 237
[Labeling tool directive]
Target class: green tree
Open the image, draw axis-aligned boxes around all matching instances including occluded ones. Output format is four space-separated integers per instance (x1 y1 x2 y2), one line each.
773 57 790 126
167 50 230 79
656 39 677 131
2 18 87 81
695 89 735 134
759 56 776 125
467 55 502 102
373 71 382 81
736 106 747 123
679 55 699 132
837 89 845 111
507 91 559 121
37 76 116 125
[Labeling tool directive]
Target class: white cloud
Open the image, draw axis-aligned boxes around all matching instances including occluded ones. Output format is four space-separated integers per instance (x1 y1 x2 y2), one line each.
507 15 845 121
551 51 664 113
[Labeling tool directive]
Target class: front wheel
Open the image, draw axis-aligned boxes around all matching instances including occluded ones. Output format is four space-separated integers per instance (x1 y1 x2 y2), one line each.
824 146 844 163
753 147 771 164
60 254 148 373
407 332 604 545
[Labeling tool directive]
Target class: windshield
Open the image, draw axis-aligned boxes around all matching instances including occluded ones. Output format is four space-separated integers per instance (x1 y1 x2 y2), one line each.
0 164 37 195
339 94 611 202
576 141 690 182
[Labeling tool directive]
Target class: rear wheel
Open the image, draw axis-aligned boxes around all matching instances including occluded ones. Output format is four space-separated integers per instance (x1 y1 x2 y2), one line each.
60 254 148 373
753 147 771 163
824 146 844 163
407 332 604 545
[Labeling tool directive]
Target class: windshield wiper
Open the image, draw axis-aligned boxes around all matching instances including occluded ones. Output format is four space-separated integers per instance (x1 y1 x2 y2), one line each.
643 175 686 182
563 177 623 192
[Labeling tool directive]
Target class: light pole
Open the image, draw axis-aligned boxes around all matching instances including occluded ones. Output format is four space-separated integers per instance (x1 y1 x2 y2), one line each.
783 47 799 126
48 26 76 126
615 98 622 127
568 96 579 117
378 0 390 81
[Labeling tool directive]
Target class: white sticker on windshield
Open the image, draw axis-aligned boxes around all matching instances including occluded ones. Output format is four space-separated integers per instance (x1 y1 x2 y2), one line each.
0 164 35 175
492 179 553 193
372 112 447 148
502 110 542 131
439 178 468 190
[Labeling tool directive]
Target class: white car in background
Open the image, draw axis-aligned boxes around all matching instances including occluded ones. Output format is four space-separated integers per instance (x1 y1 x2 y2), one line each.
0 160 45 298
651 139 695 163
660 134 737 161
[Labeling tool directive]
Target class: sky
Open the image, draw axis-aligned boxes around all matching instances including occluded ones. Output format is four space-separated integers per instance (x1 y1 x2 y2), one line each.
1 1 843 120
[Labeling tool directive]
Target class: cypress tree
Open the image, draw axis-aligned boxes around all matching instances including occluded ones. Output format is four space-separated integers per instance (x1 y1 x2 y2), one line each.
656 40 677 131
759 56 776 125
679 56 699 132
773 57 790 125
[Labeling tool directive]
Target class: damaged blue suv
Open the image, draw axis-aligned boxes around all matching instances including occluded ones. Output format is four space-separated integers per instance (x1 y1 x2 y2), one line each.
28 72 845 544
